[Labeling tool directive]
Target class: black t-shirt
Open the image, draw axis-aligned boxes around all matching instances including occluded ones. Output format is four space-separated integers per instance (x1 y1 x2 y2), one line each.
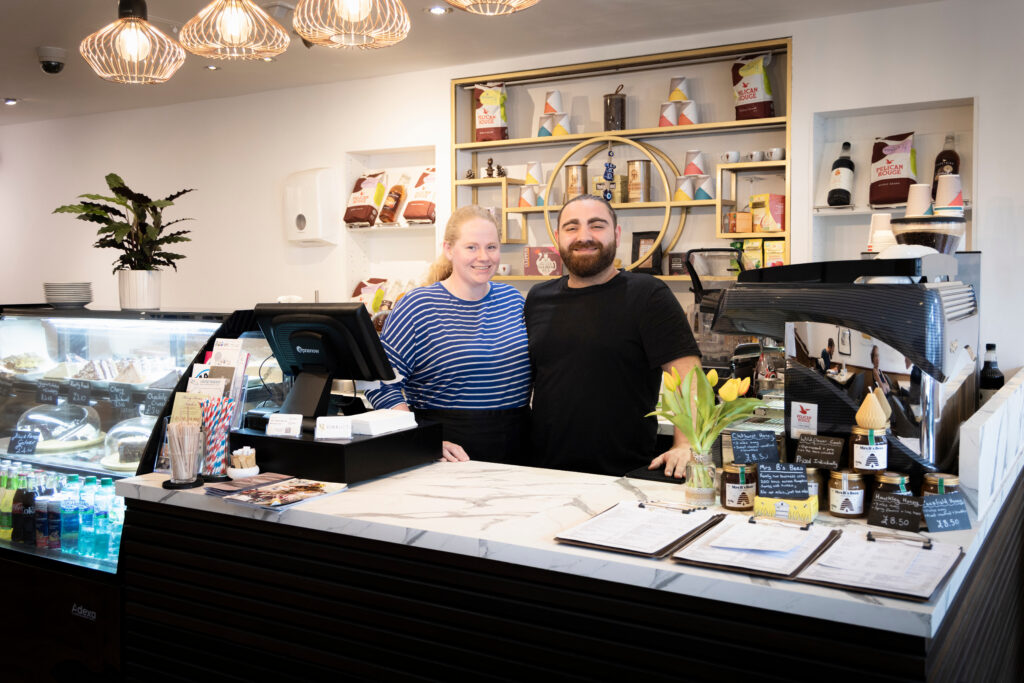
525 271 701 476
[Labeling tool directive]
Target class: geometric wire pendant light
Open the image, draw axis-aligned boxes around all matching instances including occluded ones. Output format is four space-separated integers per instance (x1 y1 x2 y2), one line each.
80 0 186 84
180 0 290 60
293 0 411 49
444 0 542 15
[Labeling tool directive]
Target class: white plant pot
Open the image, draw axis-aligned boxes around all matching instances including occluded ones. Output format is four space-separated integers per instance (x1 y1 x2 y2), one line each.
118 270 161 311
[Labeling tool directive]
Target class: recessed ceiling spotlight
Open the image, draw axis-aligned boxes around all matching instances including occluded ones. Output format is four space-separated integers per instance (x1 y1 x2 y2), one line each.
205 64 220 70
425 6 453 15
262 56 276 62
3 98 18 106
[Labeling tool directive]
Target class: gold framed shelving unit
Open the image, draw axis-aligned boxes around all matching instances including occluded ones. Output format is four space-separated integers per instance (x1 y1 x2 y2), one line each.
450 38 792 283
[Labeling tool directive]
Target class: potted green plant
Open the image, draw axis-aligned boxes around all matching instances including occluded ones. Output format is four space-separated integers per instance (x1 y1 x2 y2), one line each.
54 173 194 311
650 367 763 505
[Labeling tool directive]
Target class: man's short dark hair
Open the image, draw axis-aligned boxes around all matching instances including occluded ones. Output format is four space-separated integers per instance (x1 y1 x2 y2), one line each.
827 338 835 349
556 193 617 229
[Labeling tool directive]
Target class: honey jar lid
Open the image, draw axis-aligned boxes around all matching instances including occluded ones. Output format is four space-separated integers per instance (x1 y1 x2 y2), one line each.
876 471 908 485
924 472 960 486
724 462 757 474
851 425 889 437
829 469 863 481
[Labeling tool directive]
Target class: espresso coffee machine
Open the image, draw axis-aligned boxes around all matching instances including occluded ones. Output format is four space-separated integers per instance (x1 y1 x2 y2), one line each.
711 254 979 475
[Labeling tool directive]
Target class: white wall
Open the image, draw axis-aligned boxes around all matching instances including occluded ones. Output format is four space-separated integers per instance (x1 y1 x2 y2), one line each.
1 0 1021 366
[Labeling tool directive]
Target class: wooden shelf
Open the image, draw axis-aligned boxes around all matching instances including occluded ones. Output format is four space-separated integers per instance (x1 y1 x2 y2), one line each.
718 160 788 172
346 224 436 233
454 177 526 186
715 231 787 240
454 117 788 151
493 274 737 282
505 199 717 214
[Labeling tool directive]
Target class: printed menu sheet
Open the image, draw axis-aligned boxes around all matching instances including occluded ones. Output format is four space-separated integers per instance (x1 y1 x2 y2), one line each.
673 516 838 577
555 502 724 557
796 531 962 600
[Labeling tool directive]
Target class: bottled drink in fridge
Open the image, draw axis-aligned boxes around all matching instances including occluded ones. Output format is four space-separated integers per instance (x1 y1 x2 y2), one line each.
47 496 62 550
91 479 115 559
980 343 1004 406
827 142 855 206
0 467 14 541
11 474 27 544
78 476 97 556
60 488 81 554
931 134 960 200
20 474 36 545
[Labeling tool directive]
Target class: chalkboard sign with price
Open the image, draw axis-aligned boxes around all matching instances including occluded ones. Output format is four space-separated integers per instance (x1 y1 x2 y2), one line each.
867 492 923 531
729 431 779 464
68 379 92 406
36 379 61 405
143 390 171 417
922 492 971 532
8 430 39 455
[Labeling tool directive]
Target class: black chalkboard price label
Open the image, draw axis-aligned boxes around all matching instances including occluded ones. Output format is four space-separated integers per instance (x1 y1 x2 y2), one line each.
68 379 92 406
730 430 779 465
867 492 923 531
142 389 171 417
36 379 61 405
8 430 39 455
108 382 134 411
757 463 810 500
922 492 971 532
793 434 845 470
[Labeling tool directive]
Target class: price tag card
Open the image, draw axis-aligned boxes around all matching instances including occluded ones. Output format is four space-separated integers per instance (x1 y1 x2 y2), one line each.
36 379 61 405
314 416 353 441
757 463 809 500
7 430 39 455
68 379 92 406
867 492 923 531
143 389 172 417
922 492 971 532
793 434 845 470
108 382 134 411
266 413 303 438
729 430 779 465
187 376 227 398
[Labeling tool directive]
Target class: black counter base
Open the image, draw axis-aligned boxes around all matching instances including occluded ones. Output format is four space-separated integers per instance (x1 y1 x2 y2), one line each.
120 469 1024 683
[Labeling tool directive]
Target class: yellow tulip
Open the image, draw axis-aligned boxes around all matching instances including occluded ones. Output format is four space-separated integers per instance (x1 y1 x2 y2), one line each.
718 379 739 402
706 369 718 387
738 376 751 396
671 366 681 383
663 371 679 392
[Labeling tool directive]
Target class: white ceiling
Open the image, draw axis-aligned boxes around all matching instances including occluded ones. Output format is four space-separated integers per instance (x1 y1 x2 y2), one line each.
0 0 931 127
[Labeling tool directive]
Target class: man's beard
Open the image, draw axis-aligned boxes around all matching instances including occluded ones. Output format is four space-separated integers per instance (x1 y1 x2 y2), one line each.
560 238 616 278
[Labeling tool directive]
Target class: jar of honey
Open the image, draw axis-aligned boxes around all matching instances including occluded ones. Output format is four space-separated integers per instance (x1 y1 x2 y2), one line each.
849 426 887 474
922 473 959 496
829 469 866 518
720 463 758 511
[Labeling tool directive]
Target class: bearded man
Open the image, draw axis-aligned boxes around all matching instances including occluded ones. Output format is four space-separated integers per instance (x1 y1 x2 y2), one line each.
524 194 702 477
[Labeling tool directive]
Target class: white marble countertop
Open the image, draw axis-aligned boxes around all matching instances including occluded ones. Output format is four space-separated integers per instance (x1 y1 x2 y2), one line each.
117 458 1013 639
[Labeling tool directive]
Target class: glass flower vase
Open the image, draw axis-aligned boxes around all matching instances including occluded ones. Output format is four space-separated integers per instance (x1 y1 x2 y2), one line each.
684 450 717 506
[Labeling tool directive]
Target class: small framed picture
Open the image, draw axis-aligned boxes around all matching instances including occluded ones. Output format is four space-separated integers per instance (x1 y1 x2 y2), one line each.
838 327 852 356
631 231 663 274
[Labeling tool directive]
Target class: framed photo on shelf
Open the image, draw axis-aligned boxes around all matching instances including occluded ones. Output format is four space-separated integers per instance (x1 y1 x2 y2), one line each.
631 232 663 275
838 327 852 356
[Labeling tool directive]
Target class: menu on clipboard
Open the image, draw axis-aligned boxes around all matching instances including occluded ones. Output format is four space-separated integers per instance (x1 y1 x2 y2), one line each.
554 501 725 558
673 516 839 578
795 531 963 601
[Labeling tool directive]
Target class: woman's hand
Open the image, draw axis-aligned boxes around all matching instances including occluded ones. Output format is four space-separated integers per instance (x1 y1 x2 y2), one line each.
441 441 471 462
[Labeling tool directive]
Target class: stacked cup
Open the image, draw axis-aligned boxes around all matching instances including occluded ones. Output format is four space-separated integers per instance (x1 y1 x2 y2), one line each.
520 161 544 207
660 77 700 127
934 175 965 217
538 91 570 137
674 150 715 201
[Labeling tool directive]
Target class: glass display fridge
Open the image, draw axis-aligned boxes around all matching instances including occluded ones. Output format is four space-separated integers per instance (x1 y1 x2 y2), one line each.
0 307 225 679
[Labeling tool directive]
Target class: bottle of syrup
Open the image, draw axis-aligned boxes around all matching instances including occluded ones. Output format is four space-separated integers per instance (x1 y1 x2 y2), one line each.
826 142 854 206
378 174 410 224
980 343 1004 406
931 134 960 200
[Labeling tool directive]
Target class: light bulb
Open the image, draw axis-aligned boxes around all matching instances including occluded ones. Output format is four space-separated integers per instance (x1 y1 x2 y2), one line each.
116 23 152 62
216 2 254 46
335 0 373 23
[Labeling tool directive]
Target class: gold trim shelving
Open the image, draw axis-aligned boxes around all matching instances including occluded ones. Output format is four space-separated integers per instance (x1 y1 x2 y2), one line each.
450 37 792 278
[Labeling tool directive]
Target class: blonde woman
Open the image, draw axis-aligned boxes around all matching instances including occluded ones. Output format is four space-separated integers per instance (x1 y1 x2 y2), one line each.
364 206 530 463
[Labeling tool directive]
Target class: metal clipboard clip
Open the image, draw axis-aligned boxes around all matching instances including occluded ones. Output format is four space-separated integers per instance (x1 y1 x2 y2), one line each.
866 530 933 550
640 501 706 513
748 515 811 531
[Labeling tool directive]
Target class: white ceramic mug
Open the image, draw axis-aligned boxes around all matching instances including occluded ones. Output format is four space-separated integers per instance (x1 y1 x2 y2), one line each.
744 151 765 162
765 147 785 161
720 150 740 163
497 264 511 276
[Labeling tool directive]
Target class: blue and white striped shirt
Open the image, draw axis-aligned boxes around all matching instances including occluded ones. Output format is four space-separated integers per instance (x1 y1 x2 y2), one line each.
363 282 531 410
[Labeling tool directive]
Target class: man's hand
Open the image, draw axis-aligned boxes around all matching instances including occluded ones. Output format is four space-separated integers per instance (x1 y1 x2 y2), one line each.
441 441 471 462
649 446 690 478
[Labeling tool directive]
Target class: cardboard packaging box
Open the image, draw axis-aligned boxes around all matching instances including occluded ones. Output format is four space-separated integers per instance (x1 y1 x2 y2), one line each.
523 247 563 276
726 211 753 233
750 193 786 232
763 239 786 267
